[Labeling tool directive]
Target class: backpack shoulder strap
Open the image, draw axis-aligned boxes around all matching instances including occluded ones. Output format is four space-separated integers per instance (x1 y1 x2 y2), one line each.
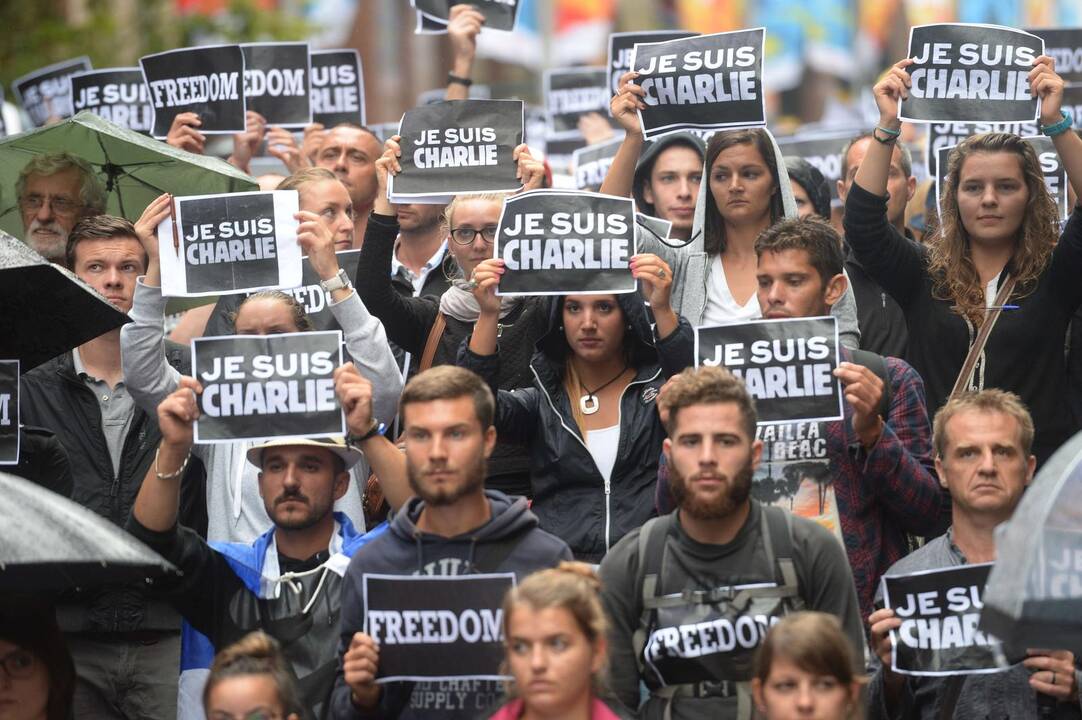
847 348 891 419
737 505 803 611
632 515 674 677
419 312 447 372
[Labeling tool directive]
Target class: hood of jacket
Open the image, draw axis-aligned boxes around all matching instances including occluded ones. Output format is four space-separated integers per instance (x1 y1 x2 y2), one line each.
631 131 706 218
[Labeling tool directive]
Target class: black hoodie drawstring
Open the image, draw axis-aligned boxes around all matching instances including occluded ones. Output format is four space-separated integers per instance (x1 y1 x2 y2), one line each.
466 537 479 573
414 530 425 572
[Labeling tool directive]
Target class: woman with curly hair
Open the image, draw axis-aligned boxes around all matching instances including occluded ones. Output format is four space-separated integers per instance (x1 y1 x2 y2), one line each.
845 54 1082 464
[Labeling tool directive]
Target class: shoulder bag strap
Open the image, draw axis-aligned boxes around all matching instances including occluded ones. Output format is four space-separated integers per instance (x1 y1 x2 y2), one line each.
950 276 1017 399
418 312 447 372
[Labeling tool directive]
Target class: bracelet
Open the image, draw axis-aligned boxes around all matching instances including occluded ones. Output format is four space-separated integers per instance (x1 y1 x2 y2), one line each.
155 446 191 481
873 126 901 145
447 73 473 87
349 420 384 445
1041 111 1073 137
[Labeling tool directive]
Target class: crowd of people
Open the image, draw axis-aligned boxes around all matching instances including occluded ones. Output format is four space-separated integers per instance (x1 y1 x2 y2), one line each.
3 6 1082 720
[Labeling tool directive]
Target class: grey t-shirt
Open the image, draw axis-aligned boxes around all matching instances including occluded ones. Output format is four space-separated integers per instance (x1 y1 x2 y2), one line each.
599 501 866 720
73 349 134 478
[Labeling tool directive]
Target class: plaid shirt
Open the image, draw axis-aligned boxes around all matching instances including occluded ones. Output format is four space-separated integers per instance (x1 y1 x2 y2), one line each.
656 349 951 622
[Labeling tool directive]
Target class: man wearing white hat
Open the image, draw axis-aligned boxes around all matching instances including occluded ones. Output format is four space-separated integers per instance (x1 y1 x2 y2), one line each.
127 362 385 720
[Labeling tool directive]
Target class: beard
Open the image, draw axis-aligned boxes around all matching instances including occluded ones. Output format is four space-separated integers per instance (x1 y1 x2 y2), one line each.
668 456 754 520
407 454 487 507
268 489 333 531
25 219 68 263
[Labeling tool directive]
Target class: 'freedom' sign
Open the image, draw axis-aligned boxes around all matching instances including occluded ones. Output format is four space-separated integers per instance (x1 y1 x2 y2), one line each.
900 24 1044 124
572 137 623 191
158 191 302 298
70 68 153 133
631 28 765 140
192 331 344 443
495 190 637 297
776 131 857 203
242 42 311 127
0 360 18 465
363 573 516 682
388 99 524 204
140 45 246 137
544 67 613 138
13 57 92 128
695 317 844 424
882 564 1009 676
1027 28 1082 85
309 50 365 127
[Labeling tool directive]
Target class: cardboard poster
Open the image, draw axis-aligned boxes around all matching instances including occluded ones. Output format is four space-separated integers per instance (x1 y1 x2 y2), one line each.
413 0 519 32
70 68 154 133
607 30 699 99
140 45 246 137
776 131 858 203
1027 28 1082 85
309 50 365 127
572 136 623 191
242 42 312 127
544 67 614 138
0 360 18 465
13 56 93 127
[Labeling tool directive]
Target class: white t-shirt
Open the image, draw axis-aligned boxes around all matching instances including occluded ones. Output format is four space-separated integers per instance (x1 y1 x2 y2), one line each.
585 424 620 484
703 254 761 325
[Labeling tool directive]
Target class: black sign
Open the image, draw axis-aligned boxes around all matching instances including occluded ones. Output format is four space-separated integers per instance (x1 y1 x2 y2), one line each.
882 564 1008 676
1025 135 1070 220
631 28 765 140
363 573 516 682
695 317 843 424
141 45 246 137
241 43 311 127
192 331 344 443
900 24 1044 124
70 68 153 134
495 190 637 297
0 360 18 465
388 99 524 203
159 191 303 298
414 0 519 32
544 135 588 174
1063 84 1082 128
12 57 92 127
414 10 448 34
776 132 856 202
925 121 1040 178
1028 28 1082 85
572 137 623 191
635 212 673 245
607 30 699 98
309 50 365 127
544 67 613 138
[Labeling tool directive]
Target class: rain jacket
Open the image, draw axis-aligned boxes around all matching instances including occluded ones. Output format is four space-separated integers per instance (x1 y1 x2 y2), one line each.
127 512 386 720
458 294 694 563
330 490 572 720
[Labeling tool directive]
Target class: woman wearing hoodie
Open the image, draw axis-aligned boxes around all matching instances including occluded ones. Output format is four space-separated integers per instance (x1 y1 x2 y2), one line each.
459 252 693 562
602 71 860 348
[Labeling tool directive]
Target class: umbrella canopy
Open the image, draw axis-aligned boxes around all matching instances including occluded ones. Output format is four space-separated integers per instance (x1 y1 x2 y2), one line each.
981 430 1082 653
0 110 257 238
0 230 129 370
0 471 177 590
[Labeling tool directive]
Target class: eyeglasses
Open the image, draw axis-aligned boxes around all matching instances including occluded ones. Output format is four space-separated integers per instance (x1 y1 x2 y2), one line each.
0 649 37 680
449 226 498 245
18 194 83 216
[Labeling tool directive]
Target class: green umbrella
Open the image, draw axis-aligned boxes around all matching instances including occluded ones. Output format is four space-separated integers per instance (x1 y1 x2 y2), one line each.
0 110 257 238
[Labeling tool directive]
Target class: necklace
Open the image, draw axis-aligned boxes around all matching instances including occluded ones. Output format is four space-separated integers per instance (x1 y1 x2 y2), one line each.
579 365 629 415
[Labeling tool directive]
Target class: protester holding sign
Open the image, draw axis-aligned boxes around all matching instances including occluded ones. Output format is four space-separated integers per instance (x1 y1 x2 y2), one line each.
356 138 548 497
846 55 1082 465
127 366 387 720
485 562 625 720
599 365 865 720
602 75 861 348
867 390 1081 719
460 244 691 561
658 218 948 621
330 366 572 720
121 189 402 543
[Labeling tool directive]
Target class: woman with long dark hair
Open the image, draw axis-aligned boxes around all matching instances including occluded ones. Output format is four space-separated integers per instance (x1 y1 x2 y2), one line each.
845 55 1082 463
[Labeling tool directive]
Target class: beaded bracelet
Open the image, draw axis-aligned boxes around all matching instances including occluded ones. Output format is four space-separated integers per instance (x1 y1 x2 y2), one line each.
1041 111 1073 138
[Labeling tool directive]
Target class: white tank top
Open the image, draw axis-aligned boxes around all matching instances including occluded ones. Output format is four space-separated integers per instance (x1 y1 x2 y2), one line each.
585 424 620 483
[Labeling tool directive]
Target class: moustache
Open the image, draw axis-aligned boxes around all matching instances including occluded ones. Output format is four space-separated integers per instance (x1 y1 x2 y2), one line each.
274 490 309 506
29 219 65 235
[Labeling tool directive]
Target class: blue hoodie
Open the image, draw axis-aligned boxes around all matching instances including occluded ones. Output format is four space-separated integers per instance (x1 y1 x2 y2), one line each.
330 490 572 720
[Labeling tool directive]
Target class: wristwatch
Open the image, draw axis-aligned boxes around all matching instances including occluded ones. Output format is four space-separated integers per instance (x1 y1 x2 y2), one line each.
320 268 352 293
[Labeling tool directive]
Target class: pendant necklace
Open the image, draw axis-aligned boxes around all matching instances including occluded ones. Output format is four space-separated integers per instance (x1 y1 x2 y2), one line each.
579 365 630 415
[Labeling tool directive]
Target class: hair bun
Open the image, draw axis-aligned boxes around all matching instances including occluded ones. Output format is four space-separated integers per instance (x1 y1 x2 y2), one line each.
556 561 602 591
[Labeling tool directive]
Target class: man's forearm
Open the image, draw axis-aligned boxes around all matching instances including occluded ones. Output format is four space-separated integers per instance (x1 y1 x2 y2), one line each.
133 439 191 531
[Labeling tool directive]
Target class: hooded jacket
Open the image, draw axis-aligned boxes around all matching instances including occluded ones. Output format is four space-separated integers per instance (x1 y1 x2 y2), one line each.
631 132 707 219
633 128 862 349
459 293 694 563
331 490 572 720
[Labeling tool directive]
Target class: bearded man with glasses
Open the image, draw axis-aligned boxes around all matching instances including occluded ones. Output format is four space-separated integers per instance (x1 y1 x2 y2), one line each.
16 152 106 265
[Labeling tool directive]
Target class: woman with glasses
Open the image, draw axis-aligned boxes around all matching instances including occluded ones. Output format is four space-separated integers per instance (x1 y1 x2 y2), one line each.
356 137 550 499
203 632 302 720
0 601 75 720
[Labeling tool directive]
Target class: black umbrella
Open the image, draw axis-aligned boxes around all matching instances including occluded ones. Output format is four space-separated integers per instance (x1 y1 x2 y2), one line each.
981 430 1082 653
0 230 129 371
0 471 177 590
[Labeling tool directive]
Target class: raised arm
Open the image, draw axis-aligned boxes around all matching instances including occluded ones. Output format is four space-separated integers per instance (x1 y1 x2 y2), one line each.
444 4 483 101
599 71 646 199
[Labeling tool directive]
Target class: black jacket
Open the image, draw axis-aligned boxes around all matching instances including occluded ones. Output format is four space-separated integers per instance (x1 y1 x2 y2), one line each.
459 293 694 563
357 212 550 496
20 343 206 632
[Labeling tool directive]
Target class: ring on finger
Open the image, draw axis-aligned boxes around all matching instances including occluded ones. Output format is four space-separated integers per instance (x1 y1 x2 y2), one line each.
1052 671 1057 685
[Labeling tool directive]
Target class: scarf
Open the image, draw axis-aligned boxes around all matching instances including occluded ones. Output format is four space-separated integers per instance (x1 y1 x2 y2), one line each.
439 279 522 323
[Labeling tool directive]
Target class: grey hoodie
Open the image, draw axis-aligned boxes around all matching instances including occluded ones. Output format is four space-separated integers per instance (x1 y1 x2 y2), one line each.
121 278 403 543
635 128 861 348
331 490 572 720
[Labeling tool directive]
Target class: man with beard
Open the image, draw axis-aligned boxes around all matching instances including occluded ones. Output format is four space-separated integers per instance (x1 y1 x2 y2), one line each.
127 362 388 720
330 365 572 720
17 152 106 264
599 365 865 720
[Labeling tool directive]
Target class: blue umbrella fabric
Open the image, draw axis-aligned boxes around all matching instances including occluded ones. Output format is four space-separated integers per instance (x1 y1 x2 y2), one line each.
0 471 177 590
